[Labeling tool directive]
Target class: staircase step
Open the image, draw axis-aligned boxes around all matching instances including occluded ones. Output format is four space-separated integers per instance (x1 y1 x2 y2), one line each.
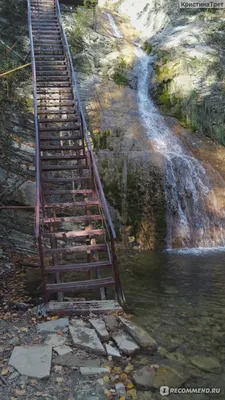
39 117 78 123
44 200 99 208
39 125 79 131
46 277 114 294
39 135 82 141
41 154 85 161
43 189 93 195
41 164 88 171
45 261 112 274
44 215 102 224
47 300 122 315
43 243 107 255
42 177 90 184
43 229 105 239
36 70 68 75
38 109 76 114
40 144 83 151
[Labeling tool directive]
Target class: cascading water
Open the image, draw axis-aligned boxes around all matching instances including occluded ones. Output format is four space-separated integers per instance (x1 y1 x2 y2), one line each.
135 49 225 249
107 14 225 249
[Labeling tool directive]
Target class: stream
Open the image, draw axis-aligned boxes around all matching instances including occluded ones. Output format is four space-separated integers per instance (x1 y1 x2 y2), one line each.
107 13 225 398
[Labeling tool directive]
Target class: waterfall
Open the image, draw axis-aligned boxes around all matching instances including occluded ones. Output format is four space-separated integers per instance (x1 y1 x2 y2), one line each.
106 12 123 38
135 48 225 249
107 13 225 249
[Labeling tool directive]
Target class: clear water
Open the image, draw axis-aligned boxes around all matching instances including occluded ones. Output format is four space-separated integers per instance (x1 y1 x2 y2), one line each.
119 250 225 399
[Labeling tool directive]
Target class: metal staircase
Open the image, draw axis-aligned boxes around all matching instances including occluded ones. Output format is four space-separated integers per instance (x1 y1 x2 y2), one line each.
27 0 125 314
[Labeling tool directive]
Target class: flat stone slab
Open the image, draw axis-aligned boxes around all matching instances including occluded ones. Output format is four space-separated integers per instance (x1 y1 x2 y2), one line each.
119 317 157 351
103 314 119 332
9 346 52 379
115 383 127 398
45 334 66 347
112 332 140 356
190 355 221 372
37 318 69 332
70 319 89 328
54 345 72 356
89 318 109 342
133 365 189 390
80 367 110 376
53 352 100 367
105 343 121 359
69 324 106 356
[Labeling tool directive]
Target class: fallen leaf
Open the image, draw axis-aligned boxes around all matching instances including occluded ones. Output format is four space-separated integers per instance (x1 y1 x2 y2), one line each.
54 365 63 373
51 316 59 321
125 363 134 373
56 377 64 383
20 327 28 332
127 383 134 389
14 389 26 396
33 337 39 341
1 366 9 376
57 331 63 336
104 389 111 397
103 375 109 382
30 379 38 385
10 397 17 400
120 397 126 400
127 389 137 399
120 373 128 380
34 393 48 397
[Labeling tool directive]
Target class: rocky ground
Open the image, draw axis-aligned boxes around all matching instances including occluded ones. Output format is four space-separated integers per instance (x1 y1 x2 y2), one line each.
0 309 194 400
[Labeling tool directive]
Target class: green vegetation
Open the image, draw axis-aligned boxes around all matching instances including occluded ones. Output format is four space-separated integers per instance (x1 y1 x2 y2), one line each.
93 130 111 149
113 57 130 86
153 47 225 144
144 41 152 55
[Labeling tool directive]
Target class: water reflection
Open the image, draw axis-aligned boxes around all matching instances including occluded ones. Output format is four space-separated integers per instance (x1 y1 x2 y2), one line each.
119 250 225 398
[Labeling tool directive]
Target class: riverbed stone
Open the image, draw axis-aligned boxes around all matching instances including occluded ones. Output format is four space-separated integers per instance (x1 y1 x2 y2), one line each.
190 355 221 372
112 331 140 356
132 365 189 390
89 318 109 341
80 367 110 376
45 334 67 347
9 346 52 379
115 382 127 398
119 317 157 351
105 343 121 358
69 324 106 355
37 318 69 332
103 314 119 332
54 345 73 356
53 352 100 367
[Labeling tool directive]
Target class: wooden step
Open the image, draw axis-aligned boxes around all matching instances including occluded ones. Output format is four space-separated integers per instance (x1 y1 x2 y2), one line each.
39 117 78 123
43 243 107 255
39 135 82 141
40 144 83 151
41 154 85 161
41 164 88 171
36 70 68 75
43 189 93 195
45 261 112 274
46 277 114 294
39 124 78 131
47 300 122 315
42 177 90 184
44 215 103 224
38 109 76 114
43 229 105 239
44 200 99 208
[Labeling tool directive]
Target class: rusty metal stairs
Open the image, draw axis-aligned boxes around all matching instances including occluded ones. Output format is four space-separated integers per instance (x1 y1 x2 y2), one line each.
27 0 125 314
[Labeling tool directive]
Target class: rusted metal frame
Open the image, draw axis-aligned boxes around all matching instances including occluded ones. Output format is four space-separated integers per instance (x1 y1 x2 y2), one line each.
27 0 42 240
0 206 35 209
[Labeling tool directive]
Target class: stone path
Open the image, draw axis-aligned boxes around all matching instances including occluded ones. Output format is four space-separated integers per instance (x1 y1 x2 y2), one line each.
0 312 194 399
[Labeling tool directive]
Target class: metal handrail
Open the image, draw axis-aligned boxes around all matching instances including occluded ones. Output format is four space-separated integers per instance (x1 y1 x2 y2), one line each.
27 0 41 239
55 0 116 240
